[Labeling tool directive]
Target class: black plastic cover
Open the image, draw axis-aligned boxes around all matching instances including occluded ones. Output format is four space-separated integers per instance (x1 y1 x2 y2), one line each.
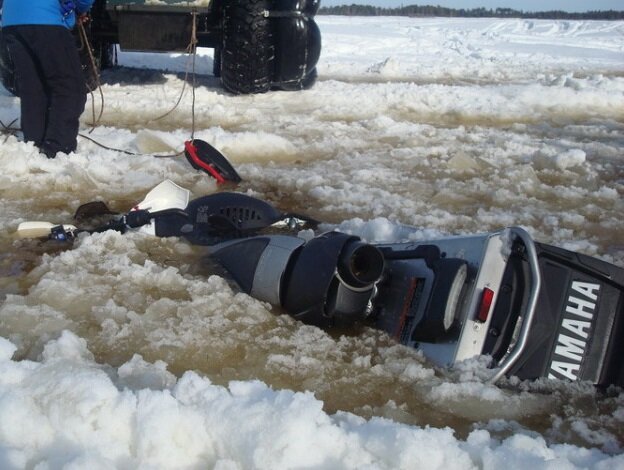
181 192 284 245
211 238 271 294
184 140 242 184
282 232 357 326
506 242 624 387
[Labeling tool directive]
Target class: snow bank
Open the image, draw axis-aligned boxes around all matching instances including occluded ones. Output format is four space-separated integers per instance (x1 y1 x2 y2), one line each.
1 331 622 469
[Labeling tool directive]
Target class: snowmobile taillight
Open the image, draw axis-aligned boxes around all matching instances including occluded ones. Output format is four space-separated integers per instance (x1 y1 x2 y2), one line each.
477 287 495 322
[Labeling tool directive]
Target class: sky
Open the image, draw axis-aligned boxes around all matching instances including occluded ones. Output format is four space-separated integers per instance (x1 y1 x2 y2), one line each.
320 1 623 12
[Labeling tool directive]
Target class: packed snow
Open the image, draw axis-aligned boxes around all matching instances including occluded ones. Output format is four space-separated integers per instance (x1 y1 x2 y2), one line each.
1 15 623 469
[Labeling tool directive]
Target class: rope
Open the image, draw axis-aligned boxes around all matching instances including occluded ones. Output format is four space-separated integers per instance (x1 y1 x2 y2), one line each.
190 11 198 140
77 20 105 133
149 11 199 128
0 116 179 157
77 132 182 158
0 118 19 133
75 10 200 157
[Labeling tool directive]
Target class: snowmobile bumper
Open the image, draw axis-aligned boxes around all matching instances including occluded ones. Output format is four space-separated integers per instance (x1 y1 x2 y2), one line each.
375 227 624 387
505 239 624 387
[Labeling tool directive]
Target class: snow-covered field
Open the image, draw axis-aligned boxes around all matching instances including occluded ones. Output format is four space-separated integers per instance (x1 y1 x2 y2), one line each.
1 15 623 469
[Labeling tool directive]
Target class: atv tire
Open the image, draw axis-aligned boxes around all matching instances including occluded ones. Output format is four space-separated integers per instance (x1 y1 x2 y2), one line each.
275 67 317 91
221 0 274 94
270 0 321 92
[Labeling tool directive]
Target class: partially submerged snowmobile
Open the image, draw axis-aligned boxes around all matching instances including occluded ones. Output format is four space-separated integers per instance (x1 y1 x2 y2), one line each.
209 224 624 388
17 175 624 388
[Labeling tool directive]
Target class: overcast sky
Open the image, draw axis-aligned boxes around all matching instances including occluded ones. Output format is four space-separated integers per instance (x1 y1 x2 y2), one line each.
320 1 623 12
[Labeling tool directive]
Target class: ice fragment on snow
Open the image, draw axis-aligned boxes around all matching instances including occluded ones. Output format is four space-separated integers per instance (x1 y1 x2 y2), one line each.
0 337 17 361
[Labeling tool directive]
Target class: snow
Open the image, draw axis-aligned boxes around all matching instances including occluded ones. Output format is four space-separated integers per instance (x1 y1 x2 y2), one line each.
0 330 621 469
1 15 623 469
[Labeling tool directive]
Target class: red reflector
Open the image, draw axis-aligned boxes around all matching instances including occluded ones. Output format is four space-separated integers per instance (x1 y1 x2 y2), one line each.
477 288 495 322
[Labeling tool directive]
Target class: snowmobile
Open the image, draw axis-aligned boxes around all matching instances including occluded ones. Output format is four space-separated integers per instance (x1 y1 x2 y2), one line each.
16 142 624 389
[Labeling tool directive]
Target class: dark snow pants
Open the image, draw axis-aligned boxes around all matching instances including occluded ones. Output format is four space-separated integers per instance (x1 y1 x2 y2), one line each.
3 25 86 157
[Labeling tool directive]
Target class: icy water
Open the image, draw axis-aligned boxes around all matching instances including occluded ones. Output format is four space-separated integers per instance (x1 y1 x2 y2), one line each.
1 16 623 461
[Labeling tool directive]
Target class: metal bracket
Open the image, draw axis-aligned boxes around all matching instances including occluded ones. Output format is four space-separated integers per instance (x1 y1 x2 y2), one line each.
487 227 542 384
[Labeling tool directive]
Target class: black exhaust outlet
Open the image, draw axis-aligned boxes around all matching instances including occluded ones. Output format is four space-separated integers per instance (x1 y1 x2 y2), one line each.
337 241 385 289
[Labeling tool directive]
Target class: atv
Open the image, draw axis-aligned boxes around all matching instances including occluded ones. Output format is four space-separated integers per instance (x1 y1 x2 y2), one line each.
0 0 322 96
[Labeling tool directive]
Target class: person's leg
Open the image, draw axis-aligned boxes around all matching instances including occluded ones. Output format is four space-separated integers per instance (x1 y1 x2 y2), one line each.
31 26 86 156
3 26 49 148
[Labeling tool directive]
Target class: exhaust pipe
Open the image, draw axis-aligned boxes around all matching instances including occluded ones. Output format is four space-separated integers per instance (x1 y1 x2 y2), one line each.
337 241 385 289
211 232 384 327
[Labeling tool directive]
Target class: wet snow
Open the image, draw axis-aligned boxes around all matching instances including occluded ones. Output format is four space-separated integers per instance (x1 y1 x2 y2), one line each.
0 16 623 469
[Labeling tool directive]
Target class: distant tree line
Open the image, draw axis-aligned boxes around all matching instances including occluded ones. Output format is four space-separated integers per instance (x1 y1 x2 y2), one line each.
318 4 624 20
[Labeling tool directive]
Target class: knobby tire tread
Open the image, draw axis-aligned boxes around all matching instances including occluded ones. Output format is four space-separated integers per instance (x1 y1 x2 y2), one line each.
221 0 274 94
